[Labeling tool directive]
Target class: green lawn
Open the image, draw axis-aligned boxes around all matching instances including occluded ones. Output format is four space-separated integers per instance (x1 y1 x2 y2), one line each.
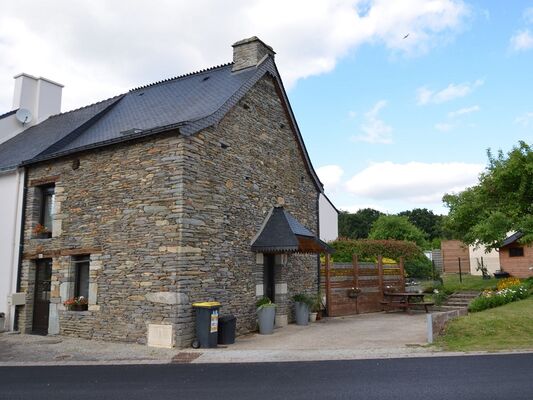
435 296 533 351
440 273 498 292
421 274 497 293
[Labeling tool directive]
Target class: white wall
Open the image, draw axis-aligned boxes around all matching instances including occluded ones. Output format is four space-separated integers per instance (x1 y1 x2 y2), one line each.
0 114 25 145
469 245 500 275
0 170 24 330
319 193 338 242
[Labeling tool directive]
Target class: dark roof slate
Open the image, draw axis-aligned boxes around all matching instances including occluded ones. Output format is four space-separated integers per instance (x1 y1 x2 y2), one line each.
251 207 331 253
501 231 524 247
0 56 323 192
0 96 122 171
0 109 17 120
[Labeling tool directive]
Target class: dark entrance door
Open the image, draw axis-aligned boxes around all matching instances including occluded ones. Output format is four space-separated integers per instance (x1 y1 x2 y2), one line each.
263 255 275 302
32 259 52 334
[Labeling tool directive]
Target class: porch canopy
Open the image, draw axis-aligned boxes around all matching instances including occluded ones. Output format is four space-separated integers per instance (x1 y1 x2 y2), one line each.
250 206 332 254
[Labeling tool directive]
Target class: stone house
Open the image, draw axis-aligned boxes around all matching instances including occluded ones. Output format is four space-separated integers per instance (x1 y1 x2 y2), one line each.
499 232 533 278
0 37 331 347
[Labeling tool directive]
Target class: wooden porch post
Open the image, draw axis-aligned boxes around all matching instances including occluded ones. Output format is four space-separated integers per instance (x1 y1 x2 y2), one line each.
377 255 384 297
399 256 406 291
325 253 331 317
352 254 359 314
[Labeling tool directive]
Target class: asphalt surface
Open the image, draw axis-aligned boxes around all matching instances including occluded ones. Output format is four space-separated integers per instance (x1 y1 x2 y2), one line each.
1 353 532 399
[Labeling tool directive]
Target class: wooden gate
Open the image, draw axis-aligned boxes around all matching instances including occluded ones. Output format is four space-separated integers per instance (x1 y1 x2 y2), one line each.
322 255 405 317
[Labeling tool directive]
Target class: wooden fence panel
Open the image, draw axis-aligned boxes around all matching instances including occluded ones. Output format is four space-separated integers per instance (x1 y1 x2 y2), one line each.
320 256 405 317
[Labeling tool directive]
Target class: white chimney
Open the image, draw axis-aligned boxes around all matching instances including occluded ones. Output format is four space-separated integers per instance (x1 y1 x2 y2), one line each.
232 37 275 72
12 73 63 124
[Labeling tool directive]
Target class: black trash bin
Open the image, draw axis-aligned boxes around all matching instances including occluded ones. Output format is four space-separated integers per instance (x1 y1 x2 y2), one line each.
192 302 221 348
218 315 236 345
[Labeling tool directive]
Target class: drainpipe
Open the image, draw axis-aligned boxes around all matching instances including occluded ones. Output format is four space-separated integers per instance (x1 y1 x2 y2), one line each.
14 166 28 330
316 192 321 295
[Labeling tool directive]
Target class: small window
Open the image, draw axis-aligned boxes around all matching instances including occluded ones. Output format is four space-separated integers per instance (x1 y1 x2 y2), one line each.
509 247 524 257
73 255 90 298
37 184 55 237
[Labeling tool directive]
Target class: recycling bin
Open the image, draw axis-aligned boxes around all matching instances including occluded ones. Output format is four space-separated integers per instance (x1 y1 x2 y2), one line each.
217 315 236 345
192 302 221 348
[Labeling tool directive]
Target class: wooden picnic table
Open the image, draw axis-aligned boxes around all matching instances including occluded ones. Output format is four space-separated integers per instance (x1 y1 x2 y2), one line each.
380 292 434 314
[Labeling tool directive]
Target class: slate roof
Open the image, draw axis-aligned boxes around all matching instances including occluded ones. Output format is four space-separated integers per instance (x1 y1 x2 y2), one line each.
0 96 122 171
251 207 332 253
501 231 524 247
0 109 17 120
0 56 323 192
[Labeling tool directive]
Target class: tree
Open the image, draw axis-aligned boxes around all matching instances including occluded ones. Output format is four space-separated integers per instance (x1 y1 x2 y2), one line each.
369 215 428 248
443 141 533 250
397 208 444 240
338 208 384 239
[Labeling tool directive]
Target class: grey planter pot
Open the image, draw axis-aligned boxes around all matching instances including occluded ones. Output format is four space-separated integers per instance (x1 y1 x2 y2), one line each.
294 302 309 326
257 306 276 334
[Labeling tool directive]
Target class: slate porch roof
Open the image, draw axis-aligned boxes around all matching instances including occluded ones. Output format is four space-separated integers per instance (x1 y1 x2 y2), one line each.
251 207 332 254
0 57 324 193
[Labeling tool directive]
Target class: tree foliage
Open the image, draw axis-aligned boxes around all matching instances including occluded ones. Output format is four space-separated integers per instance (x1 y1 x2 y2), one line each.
443 141 533 249
329 238 433 278
398 208 444 240
338 208 383 239
369 215 428 248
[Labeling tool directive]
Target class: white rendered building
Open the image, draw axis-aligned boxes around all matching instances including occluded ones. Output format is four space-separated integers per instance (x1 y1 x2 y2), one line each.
0 74 63 331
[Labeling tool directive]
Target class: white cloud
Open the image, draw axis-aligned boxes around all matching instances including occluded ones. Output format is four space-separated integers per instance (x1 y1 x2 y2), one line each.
510 30 533 52
345 161 484 203
0 0 470 112
348 110 357 119
316 165 344 193
435 122 453 132
515 111 533 127
352 100 393 144
448 105 480 118
416 80 483 105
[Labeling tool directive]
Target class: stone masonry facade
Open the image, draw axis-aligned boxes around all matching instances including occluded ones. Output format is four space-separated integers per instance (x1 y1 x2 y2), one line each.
18 74 320 347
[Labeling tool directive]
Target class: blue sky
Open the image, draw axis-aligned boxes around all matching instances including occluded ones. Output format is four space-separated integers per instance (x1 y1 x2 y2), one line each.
291 1 533 214
0 1 532 214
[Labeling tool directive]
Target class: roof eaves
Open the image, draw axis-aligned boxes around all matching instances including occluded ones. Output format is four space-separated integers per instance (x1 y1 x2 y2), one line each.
0 109 17 120
22 120 187 167
501 231 525 247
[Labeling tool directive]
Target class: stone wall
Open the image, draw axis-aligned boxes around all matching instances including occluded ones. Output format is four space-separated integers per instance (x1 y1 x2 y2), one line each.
172 75 319 346
18 74 320 347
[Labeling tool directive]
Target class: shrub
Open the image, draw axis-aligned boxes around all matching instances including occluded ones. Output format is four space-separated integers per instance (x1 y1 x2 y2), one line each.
468 285 529 312
497 277 521 291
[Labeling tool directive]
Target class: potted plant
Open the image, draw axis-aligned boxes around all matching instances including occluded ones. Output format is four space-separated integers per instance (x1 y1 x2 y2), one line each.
256 296 276 334
33 223 51 239
64 296 88 311
309 294 322 322
347 286 361 298
292 293 312 326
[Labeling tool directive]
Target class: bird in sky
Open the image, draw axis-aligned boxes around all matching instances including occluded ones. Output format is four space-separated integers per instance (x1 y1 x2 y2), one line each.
403 33 409 39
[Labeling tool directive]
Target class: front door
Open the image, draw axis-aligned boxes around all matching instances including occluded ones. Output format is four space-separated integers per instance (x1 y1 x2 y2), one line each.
32 259 52 334
263 255 275 302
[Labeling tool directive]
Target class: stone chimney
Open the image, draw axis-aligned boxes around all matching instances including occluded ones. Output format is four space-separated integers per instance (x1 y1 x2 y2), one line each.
232 36 275 72
12 73 63 124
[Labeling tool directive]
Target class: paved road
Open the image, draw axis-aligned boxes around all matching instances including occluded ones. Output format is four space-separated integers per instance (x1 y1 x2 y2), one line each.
1 353 532 399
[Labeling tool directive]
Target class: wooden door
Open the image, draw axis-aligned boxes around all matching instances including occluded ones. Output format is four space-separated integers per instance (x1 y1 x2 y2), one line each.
263 255 276 302
32 259 52 334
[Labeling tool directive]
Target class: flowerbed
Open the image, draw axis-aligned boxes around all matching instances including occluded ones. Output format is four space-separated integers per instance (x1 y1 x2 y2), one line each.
469 284 530 313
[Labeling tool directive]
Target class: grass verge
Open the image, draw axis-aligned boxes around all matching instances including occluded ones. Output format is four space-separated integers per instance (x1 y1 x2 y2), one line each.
435 296 533 351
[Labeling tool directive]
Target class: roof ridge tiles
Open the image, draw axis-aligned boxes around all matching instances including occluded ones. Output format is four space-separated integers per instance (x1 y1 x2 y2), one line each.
129 62 233 92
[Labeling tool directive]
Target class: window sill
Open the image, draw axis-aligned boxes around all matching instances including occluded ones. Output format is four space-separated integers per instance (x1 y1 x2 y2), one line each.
62 310 91 316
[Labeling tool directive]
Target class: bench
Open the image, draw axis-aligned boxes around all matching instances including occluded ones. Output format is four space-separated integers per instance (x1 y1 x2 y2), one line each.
380 293 434 314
